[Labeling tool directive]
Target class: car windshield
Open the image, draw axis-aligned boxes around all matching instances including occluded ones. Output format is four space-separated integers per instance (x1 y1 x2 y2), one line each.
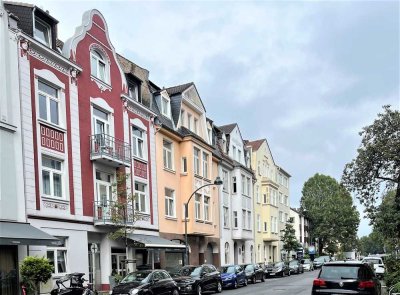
363 258 382 265
178 266 197 277
121 271 150 284
221 266 236 274
274 262 283 267
320 266 359 280
188 267 202 276
245 265 253 271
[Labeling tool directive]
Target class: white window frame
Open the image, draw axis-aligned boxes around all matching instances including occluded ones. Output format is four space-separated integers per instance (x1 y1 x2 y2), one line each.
132 125 146 160
38 80 60 126
223 206 229 227
204 195 210 221
222 170 229 192
180 110 185 126
195 193 202 220
161 96 170 116
181 157 187 174
202 152 209 179
257 214 261 232
41 155 64 199
47 242 68 276
34 17 52 46
134 182 148 214
247 177 251 197
194 118 198 134
90 50 109 84
242 209 246 229
165 188 176 218
194 148 200 175
187 113 192 131
163 140 174 170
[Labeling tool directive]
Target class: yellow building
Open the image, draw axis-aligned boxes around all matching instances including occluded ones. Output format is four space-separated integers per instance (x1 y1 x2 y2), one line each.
247 139 291 264
152 83 221 268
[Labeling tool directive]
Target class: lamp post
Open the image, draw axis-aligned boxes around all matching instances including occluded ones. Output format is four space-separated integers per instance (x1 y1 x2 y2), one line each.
184 177 223 265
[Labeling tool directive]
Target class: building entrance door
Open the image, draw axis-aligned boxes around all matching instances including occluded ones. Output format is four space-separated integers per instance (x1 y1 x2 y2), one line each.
0 246 18 295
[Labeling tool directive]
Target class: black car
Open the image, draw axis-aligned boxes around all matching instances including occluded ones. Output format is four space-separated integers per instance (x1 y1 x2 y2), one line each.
289 260 304 274
312 261 382 295
265 261 291 277
172 264 222 295
241 264 265 283
111 270 179 295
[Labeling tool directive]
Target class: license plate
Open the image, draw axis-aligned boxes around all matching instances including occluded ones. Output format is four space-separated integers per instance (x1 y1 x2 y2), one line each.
270 273 275 275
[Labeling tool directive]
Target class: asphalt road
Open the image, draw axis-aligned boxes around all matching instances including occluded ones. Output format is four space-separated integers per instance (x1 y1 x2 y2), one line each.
219 270 318 295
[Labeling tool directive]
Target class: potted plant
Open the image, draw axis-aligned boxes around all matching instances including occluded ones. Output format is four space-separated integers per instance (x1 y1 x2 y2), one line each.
20 256 53 295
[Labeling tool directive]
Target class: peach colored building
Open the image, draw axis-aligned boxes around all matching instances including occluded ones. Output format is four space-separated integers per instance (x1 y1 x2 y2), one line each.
151 83 221 268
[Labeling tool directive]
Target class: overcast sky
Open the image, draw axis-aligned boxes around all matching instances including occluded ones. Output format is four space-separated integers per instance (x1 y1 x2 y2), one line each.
33 0 399 237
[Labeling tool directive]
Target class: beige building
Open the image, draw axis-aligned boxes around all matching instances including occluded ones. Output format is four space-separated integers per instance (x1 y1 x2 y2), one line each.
247 139 291 263
152 83 221 268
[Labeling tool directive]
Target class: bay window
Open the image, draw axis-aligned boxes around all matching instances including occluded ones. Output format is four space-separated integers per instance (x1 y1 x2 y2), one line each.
202 152 208 178
204 196 210 221
194 148 200 175
195 193 201 220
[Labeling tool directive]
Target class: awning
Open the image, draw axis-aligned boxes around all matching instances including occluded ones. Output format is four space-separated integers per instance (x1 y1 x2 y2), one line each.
127 234 186 250
0 221 60 246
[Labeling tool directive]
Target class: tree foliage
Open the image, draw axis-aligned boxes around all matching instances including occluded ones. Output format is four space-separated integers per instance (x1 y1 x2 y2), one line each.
280 217 300 258
20 256 53 295
373 190 400 250
300 174 360 255
108 170 138 241
342 105 400 237
358 231 385 256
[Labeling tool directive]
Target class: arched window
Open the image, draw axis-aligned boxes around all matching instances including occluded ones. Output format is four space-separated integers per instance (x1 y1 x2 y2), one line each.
224 243 229 264
90 50 107 83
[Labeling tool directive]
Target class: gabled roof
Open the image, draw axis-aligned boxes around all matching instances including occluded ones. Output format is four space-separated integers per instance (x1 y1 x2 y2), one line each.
165 82 194 96
218 123 237 134
247 139 265 151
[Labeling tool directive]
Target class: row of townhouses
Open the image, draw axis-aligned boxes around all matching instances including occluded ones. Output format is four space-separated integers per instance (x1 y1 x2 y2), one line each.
0 2 294 294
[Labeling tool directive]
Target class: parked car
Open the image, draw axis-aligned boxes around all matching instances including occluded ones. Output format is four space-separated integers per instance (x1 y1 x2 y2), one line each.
219 265 247 289
172 264 222 295
312 261 382 295
302 258 314 271
362 257 385 279
241 263 265 283
313 256 331 269
110 270 179 295
289 260 304 274
265 261 291 277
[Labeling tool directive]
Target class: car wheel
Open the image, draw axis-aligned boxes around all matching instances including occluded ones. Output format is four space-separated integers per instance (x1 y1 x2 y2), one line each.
233 279 238 289
197 285 202 295
261 274 265 282
244 278 248 286
288 271 291 276
172 289 179 295
252 276 256 284
281 271 284 277
216 281 222 293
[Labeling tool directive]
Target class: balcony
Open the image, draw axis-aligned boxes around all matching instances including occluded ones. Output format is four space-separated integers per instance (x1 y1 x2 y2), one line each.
90 134 131 167
93 200 135 226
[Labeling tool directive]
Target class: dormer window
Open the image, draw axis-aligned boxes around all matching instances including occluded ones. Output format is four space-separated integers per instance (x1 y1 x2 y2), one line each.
128 82 141 103
161 96 170 116
90 50 108 83
34 17 51 46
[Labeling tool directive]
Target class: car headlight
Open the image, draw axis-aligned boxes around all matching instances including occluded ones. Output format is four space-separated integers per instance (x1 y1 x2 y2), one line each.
130 289 139 295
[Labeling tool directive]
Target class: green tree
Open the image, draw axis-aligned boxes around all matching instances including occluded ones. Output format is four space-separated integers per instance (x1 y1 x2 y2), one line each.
373 190 400 250
20 256 53 295
342 105 400 238
300 174 360 255
280 217 300 259
358 231 385 256
107 170 139 273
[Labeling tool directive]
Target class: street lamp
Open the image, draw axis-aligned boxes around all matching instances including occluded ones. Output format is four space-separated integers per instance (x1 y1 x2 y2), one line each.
184 177 223 265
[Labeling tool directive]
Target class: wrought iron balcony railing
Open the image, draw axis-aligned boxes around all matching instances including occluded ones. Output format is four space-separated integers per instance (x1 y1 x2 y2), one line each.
90 134 131 167
93 200 135 225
